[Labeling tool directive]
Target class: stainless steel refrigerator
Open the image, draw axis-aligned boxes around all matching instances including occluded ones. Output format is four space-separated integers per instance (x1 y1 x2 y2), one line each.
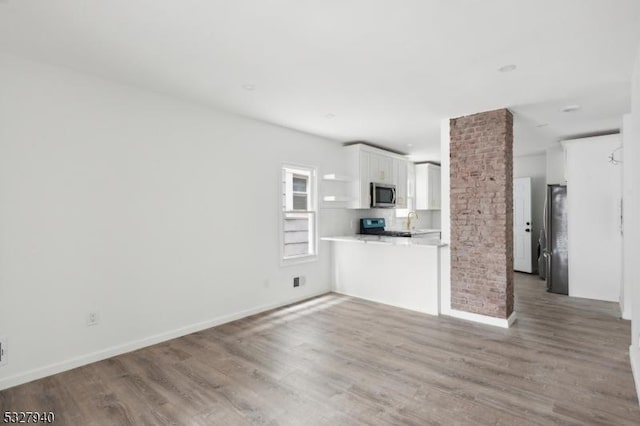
543 185 569 295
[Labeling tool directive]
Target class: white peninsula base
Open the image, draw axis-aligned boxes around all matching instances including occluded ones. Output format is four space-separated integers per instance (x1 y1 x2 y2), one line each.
325 236 442 315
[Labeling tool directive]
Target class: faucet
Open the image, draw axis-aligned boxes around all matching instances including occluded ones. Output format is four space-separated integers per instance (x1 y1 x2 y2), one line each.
406 211 418 230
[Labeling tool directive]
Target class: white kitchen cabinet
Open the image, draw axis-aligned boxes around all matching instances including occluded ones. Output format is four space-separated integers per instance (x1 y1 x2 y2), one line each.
415 163 441 210
342 146 368 208
407 162 416 202
344 144 409 209
546 145 567 184
369 152 394 184
395 158 408 208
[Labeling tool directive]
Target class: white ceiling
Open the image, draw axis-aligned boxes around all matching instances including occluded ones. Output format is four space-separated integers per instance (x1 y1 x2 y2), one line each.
1 0 639 161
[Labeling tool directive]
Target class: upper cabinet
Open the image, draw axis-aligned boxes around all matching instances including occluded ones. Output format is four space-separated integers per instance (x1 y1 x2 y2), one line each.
415 163 441 210
394 157 408 208
407 162 416 207
546 145 567 185
344 144 409 209
369 152 394 184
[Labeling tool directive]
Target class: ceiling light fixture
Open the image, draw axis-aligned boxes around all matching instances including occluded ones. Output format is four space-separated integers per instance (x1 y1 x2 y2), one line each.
560 104 581 113
242 84 256 91
536 123 549 128
325 113 336 119
498 64 517 73
407 143 413 147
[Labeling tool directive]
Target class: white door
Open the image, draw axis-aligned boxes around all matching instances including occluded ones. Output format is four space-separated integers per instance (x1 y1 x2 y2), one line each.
513 177 532 272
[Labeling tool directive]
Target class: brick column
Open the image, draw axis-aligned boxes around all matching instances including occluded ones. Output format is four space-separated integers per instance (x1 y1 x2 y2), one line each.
449 108 514 319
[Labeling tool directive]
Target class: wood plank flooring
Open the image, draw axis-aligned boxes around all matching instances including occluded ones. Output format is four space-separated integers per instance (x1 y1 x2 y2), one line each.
1 273 639 425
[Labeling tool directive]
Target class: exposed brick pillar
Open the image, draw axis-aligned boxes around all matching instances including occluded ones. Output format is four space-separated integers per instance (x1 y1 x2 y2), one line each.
449 108 514 319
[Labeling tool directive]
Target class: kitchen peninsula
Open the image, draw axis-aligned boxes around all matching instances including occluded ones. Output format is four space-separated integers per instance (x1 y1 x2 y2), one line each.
322 234 444 315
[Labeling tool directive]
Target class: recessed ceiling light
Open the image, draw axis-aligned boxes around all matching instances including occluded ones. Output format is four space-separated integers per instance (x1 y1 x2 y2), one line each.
242 84 256 91
498 64 517 73
560 104 581 113
407 143 413 147
325 113 336 119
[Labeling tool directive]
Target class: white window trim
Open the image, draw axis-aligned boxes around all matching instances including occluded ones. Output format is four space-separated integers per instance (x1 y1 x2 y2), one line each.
280 163 318 267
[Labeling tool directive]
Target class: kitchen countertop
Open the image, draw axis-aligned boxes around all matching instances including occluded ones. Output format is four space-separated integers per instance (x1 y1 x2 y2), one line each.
385 228 441 235
321 235 446 247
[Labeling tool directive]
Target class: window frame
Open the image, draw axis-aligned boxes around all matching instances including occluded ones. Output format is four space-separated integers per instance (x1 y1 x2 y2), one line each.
280 163 318 266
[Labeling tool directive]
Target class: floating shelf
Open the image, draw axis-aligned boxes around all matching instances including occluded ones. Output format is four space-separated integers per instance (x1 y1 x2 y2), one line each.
323 195 354 202
322 174 353 182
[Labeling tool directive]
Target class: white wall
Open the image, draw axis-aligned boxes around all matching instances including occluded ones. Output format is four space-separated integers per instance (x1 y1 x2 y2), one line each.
546 145 566 184
0 55 351 390
564 135 622 303
622 114 633 320
439 119 451 315
514 154 546 273
629 39 640 401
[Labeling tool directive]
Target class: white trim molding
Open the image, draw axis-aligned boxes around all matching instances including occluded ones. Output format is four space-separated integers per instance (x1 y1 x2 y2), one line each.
631 345 640 405
0 290 329 391
445 309 517 329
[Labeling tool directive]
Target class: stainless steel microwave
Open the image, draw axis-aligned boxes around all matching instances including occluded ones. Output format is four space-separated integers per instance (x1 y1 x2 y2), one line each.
370 182 396 208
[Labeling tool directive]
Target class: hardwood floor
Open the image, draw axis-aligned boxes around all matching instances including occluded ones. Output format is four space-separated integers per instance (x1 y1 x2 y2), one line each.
1 273 639 425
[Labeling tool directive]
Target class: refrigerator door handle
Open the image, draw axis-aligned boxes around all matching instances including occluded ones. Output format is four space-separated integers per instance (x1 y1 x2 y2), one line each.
543 192 548 244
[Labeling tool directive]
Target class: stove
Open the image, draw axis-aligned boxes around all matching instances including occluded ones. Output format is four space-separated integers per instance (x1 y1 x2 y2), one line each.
359 218 411 238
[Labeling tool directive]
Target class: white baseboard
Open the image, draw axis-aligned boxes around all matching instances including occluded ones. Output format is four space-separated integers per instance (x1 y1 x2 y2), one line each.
0 290 329 391
333 290 515 328
445 309 517 328
631 345 640 405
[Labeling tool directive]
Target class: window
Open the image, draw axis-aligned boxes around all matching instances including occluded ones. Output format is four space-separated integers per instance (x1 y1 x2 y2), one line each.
281 164 317 263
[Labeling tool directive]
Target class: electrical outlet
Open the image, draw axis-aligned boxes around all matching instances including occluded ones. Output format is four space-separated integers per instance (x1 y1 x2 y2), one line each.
87 311 100 326
0 336 7 366
293 276 306 287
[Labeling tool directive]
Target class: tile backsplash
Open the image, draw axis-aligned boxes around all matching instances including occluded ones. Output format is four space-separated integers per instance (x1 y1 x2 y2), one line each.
319 208 441 237
353 209 441 231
